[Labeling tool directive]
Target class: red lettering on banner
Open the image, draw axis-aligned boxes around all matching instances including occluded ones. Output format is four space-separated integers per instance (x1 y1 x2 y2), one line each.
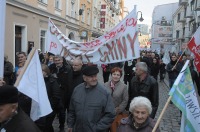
117 24 126 33
188 37 200 60
126 18 137 27
98 48 110 62
127 32 138 57
116 37 127 59
82 39 102 48
106 43 115 60
49 42 57 51
84 51 93 63
104 17 137 41
194 57 200 72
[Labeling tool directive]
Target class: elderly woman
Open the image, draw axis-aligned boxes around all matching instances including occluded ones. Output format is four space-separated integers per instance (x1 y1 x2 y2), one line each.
105 67 128 132
117 96 160 132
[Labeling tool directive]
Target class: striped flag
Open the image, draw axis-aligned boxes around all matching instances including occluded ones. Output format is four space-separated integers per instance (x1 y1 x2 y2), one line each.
169 60 200 131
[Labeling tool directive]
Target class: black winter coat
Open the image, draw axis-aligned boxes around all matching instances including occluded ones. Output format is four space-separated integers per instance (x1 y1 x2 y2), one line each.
1 107 41 132
44 75 62 111
49 63 73 109
150 63 159 77
166 61 182 80
129 75 159 118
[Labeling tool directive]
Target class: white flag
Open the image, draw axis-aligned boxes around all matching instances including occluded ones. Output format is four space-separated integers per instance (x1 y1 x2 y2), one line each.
0 0 6 78
162 49 170 64
17 50 52 121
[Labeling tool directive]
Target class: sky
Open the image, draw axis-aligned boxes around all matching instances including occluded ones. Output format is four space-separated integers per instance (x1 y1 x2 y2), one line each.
124 0 179 27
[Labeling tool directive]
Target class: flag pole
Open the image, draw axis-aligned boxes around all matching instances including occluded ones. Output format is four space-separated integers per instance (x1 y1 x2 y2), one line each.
152 96 172 132
152 47 187 132
14 48 36 87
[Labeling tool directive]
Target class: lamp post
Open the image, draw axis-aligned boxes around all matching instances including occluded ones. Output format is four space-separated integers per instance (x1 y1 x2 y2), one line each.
137 11 144 22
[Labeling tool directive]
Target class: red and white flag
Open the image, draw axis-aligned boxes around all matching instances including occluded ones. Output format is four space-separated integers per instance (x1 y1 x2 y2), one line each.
188 27 200 72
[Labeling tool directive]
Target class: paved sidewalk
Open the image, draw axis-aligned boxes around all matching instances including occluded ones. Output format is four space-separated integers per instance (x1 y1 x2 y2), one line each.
155 80 181 132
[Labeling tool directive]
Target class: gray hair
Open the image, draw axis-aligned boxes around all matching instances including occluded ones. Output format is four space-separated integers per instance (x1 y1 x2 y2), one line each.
135 62 148 73
129 96 152 114
53 55 63 60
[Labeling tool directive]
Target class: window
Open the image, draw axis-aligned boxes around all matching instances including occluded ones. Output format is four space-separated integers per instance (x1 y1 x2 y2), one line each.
55 0 61 9
176 30 179 38
191 0 195 11
177 13 180 21
81 4 85 22
93 17 97 28
87 11 90 25
40 30 46 53
71 3 75 17
38 0 47 4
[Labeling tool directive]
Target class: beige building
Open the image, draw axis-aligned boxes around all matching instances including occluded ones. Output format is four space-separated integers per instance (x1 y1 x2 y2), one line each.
5 0 122 65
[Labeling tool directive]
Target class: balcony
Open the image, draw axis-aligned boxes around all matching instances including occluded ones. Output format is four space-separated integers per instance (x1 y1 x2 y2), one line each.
195 1 200 11
179 0 188 6
177 12 186 23
185 9 194 18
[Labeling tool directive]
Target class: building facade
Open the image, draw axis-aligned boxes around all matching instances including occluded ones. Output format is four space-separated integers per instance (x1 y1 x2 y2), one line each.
172 0 200 53
5 0 123 65
151 3 179 52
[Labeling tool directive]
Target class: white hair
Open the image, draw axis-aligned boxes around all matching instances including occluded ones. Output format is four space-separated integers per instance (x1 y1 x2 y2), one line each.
135 62 148 73
129 96 152 114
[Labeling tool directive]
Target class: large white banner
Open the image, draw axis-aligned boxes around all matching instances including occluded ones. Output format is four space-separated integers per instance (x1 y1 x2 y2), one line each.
46 9 140 64
0 0 6 78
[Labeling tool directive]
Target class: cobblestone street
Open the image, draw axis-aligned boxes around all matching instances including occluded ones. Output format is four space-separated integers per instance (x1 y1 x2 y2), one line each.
53 67 181 132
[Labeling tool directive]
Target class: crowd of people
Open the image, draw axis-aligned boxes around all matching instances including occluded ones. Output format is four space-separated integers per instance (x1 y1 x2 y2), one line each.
0 49 200 132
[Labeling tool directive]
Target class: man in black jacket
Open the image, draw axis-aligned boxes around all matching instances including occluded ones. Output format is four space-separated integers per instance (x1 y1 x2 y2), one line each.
0 85 41 132
128 62 159 119
49 55 73 131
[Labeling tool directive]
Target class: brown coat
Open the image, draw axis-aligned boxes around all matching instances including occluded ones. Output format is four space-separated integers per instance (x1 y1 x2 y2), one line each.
117 115 160 132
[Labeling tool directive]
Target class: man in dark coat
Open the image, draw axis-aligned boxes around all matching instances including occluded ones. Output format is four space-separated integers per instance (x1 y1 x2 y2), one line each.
128 62 159 119
0 85 41 132
71 59 84 99
67 66 116 132
166 55 182 88
49 55 73 131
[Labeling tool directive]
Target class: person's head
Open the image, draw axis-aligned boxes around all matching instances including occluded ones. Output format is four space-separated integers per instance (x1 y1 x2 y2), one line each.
17 52 27 66
49 55 54 63
186 54 191 60
111 67 122 82
41 64 51 77
171 54 177 61
129 96 152 125
151 52 155 58
0 85 18 123
82 66 99 87
135 62 148 77
53 55 63 67
153 58 157 64
141 52 146 57
72 59 83 72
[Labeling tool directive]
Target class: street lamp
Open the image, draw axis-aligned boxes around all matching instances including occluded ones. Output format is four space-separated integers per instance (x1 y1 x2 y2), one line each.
137 11 144 22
